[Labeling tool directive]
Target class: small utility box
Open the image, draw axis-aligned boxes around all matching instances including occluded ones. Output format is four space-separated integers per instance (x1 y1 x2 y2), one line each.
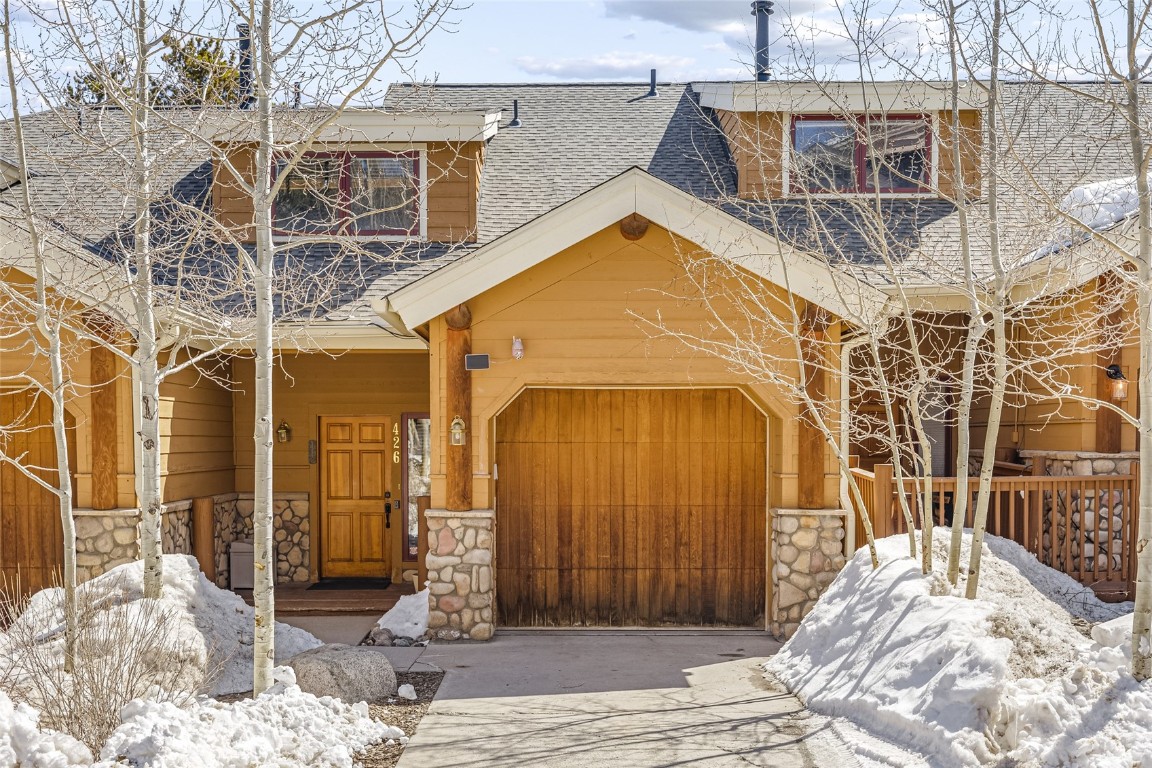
230 540 254 590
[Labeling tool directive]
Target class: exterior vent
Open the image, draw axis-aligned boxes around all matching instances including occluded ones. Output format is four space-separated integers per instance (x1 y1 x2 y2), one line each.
752 1 773 82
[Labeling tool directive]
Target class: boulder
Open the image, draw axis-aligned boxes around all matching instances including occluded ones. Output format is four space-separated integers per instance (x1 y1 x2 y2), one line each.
367 626 394 646
286 643 397 703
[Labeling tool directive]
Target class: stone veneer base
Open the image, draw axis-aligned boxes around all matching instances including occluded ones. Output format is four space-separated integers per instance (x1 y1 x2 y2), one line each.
770 508 847 640
424 508 494 641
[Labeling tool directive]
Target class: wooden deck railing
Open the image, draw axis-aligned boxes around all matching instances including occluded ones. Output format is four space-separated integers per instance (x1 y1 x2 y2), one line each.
848 463 1139 599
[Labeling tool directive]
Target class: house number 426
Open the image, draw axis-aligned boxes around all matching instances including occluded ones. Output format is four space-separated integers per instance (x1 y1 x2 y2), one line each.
392 422 400 463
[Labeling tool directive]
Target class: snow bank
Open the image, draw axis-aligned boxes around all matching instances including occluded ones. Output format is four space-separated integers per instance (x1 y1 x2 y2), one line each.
769 531 1145 767
95 668 402 768
0 690 92 767
1 555 322 696
375 588 430 639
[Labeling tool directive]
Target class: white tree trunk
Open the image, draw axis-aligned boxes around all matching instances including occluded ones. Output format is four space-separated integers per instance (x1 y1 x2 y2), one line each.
251 0 277 694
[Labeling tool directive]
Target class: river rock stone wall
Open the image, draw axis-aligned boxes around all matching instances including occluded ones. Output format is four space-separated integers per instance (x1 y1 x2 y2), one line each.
74 503 197 581
770 509 847 639
212 492 311 587
425 509 494 641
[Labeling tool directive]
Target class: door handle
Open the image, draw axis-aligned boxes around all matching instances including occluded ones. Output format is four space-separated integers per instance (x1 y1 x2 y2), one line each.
384 501 392 529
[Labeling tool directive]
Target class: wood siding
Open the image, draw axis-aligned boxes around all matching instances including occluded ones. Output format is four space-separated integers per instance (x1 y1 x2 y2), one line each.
495 387 767 626
937 110 983 201
159 356 235 501
212 141 483 243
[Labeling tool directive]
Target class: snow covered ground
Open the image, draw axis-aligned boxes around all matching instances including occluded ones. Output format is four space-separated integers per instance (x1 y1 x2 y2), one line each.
0 556 403 767
768 531 1143 767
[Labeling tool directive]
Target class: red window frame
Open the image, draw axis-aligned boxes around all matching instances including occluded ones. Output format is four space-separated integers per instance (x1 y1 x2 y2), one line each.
271 150 421 236
790 114 931 194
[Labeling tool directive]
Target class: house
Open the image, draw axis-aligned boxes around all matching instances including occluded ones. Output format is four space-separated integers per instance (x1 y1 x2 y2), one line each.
0 20 1143 636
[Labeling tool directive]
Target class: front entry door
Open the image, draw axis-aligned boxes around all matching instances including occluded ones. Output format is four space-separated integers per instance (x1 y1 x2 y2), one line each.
320 416 392 577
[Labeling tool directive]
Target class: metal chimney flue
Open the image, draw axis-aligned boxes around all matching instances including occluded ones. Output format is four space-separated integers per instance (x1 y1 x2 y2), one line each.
647 69 658 98
751 1 773 82
508 99 522 127
237 23 255 109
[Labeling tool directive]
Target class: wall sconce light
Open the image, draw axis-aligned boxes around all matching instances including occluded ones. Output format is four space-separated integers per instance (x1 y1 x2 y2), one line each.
1105 364 1128 402
276 420 292 443
512 337 525 360
449 416 467 446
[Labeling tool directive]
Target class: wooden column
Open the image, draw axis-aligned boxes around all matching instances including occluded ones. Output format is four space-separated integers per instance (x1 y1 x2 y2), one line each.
1096 273 1125 453
445 304 473 512
89 320 119 510
192 496 216 582
798 304 829 509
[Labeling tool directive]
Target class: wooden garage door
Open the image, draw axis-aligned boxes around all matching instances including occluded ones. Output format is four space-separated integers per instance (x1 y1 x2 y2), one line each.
495 388 767 627
0 391 67 596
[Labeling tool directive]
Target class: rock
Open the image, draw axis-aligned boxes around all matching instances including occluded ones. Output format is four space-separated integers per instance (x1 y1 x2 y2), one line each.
790 529 818 549
287 644 397 703
393 636 413 647
398 683 417 700
368 627 394 646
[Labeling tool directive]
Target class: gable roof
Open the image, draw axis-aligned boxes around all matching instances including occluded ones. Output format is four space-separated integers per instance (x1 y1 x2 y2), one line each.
384 167 890 328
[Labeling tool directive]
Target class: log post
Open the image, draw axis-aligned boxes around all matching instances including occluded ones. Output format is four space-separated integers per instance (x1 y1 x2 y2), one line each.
88 315 119 510
192 497 216 582
445 304 473 512
798 303 829 509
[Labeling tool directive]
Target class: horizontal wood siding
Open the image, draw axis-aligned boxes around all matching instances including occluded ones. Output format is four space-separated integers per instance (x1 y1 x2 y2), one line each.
495 387 767 626
159 357 235 501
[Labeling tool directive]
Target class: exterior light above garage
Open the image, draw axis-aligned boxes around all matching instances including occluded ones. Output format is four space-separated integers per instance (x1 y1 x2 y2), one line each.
512 337 525 360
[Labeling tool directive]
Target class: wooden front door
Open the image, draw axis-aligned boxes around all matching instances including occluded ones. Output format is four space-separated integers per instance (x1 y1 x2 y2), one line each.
495 388 767 627
0 391 66 595
320 416 392 578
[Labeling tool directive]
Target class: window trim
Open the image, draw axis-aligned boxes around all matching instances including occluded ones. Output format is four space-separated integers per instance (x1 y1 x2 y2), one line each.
788 113 933 196
271 148 425 240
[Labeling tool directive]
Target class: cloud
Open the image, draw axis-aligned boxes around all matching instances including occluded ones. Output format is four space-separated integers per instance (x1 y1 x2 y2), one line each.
623 30 637 40
603 1 748 34
515 51 697 80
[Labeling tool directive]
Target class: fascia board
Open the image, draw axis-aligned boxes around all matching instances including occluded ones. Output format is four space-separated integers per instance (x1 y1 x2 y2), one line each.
218 322 428 352
211 110 501 144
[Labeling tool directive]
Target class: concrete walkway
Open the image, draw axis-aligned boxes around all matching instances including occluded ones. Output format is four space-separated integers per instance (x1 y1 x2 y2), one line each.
395 630 856 768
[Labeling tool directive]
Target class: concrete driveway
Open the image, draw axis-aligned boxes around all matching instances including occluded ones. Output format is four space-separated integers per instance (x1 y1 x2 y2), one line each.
395 630 856 768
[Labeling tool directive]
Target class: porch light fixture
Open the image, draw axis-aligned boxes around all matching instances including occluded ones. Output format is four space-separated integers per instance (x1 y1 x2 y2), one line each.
276 420 292 443
1105 364 1128 403
449 416 467 446
512 337 525 360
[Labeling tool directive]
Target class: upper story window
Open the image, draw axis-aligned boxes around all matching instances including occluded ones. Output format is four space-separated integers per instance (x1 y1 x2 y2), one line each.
273 150 421 236
791 115 930 194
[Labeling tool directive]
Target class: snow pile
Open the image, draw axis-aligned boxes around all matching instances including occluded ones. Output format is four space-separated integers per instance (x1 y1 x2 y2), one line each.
769 531 1147 767
374 589 430 640
0 689 92 767
95 668 402 768
1 555 322 697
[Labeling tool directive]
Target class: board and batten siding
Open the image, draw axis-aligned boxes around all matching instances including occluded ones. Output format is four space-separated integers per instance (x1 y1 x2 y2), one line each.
212 141 484 243
159 356 235 502
426 222 838 515
713 109 982 201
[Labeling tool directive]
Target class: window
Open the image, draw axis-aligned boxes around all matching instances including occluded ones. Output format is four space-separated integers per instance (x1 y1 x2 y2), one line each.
791 115 930 193
273 151 420 236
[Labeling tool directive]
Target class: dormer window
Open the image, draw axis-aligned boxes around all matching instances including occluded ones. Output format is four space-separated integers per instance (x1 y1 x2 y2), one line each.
273 150 421 236
791 115 930 194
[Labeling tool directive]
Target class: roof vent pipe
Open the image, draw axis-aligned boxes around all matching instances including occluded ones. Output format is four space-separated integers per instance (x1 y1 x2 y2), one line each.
508 99 522 127
237 23 255 109
647 68 658 97
293 82 301 109
751 1 773 81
